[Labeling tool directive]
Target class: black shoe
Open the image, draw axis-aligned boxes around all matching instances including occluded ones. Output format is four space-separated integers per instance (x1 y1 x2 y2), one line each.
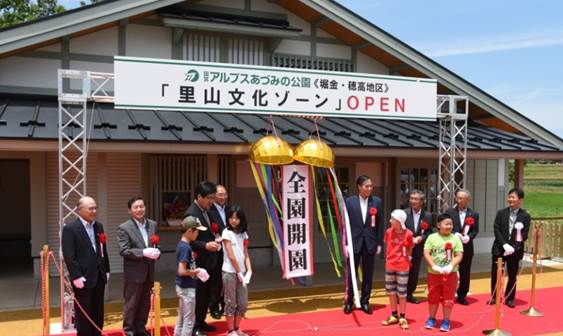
505 300 515 308
487 298 496 305
343 303 353 314
210 310 222 320
406 296 419 304
360 303 372 315
457 297 469 305
199 323 217 332
192 329 207 336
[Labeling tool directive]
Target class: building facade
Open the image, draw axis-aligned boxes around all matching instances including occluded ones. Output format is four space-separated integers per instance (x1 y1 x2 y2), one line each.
0 0 561 276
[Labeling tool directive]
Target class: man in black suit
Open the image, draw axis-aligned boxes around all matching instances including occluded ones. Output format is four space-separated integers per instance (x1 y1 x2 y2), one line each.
490 187 531 308
117 197 160 336
207 184 228 320
447 189 479 305
343 175 384 315
62 196 110 336
404 190 433 304
185 181 221 336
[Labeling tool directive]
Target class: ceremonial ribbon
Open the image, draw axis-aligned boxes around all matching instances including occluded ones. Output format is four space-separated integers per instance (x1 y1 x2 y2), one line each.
311 167 342 276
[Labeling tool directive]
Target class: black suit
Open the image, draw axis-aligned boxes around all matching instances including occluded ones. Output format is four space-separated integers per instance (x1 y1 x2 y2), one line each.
62 219 110 336
117 218 158 336
448 206 479 300
344 195 384 305
185 202 222 328
404 208 433 298
490 207 531 302
208 203 227 314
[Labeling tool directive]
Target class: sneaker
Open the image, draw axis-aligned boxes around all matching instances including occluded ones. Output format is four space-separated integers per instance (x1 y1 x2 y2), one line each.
440 319 451 332
381 315 399 326
425 317 436 329
399 317 409 330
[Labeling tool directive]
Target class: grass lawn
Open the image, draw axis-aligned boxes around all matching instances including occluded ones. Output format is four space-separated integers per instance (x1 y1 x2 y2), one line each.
522 163 563 218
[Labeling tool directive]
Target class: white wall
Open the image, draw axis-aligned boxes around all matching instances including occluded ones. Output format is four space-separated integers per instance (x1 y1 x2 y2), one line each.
71 27 118 56
275 40 310 56
0 56 59 88
317 43 351 59
126 24 171 59
356 51 388 74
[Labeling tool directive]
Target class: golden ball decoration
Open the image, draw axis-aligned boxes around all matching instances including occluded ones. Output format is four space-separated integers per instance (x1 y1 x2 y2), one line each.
249 135 294 165
294 139 334 168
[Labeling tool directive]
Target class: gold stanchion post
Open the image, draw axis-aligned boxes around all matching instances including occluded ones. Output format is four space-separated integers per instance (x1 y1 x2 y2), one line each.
42 245 50 336
521 223 544 317
154 282 161 336
483 257 511 335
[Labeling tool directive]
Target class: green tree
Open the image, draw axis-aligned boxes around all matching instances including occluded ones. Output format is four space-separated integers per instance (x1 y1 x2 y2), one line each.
0 0 65 29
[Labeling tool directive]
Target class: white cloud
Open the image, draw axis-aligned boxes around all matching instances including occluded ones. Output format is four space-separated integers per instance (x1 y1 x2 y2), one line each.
420 28 563 57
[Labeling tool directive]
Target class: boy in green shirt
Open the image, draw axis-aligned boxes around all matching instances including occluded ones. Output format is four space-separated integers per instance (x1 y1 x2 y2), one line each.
423 213 463 332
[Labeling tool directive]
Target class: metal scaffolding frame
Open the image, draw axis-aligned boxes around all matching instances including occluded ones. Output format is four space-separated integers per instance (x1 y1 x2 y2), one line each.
437 95 469 213
57 70 468 329
57 69 114 331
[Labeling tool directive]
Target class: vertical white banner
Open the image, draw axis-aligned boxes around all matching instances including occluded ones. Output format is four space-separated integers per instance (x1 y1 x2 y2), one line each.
282 165 313 278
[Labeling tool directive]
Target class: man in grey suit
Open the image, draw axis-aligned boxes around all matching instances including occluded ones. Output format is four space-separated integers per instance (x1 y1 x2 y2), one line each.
118 196 160 336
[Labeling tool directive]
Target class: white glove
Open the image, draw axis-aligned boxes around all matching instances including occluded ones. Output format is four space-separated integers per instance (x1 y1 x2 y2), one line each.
442 264 453 274
514 222 524 230
376 245 382 255
196 268 209 282
431 265 442 273
461 235 470 244
237 272 246 287
503 243 515 256
73 277 86 289
143 247 160 260
243 271 252 285
455 232 463 239
106 273 110 282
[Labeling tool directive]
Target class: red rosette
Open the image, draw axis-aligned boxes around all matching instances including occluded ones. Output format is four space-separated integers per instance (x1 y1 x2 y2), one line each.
150 234 160 247
420 221 429 231
464 217 474 226
444 241 453 250
98 232 107 244
211 222 219 234
369 207 377 216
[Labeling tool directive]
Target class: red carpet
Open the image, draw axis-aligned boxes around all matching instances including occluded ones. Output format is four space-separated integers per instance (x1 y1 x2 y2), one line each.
53 286 563 336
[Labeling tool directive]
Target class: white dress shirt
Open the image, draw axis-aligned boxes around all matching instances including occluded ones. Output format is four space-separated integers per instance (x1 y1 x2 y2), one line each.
412 209 421 231
78 216 97 252
359 196 369 224
134 218 148 247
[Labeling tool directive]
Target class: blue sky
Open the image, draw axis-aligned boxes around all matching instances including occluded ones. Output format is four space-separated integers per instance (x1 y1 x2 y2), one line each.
336 0 563 138
59 0 563 138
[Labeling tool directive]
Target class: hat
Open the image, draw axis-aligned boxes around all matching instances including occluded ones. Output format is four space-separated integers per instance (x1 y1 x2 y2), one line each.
182 216 207 231
390 209 407 229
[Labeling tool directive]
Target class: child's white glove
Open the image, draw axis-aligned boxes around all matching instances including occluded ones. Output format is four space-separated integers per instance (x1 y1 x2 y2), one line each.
431 264 442 273
237 272 246 287
243 271 252 285
196 268 209 282
442 264 453 274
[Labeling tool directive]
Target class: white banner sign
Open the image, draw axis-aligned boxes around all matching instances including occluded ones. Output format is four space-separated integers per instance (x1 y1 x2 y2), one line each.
282 165 313 279
114 56 437 120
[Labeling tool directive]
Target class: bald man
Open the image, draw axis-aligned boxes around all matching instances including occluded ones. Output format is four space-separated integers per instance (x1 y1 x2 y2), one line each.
62 196 110 336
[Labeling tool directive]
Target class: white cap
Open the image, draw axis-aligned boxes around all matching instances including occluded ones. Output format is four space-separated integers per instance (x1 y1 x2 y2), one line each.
391 209 407 229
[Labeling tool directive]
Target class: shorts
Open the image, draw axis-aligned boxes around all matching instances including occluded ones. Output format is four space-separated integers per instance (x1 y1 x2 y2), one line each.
384 270 409 297
427 272 458 305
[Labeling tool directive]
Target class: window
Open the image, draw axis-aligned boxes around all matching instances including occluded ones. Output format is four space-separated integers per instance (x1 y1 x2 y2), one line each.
400 168 438 214
314 167 350 229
